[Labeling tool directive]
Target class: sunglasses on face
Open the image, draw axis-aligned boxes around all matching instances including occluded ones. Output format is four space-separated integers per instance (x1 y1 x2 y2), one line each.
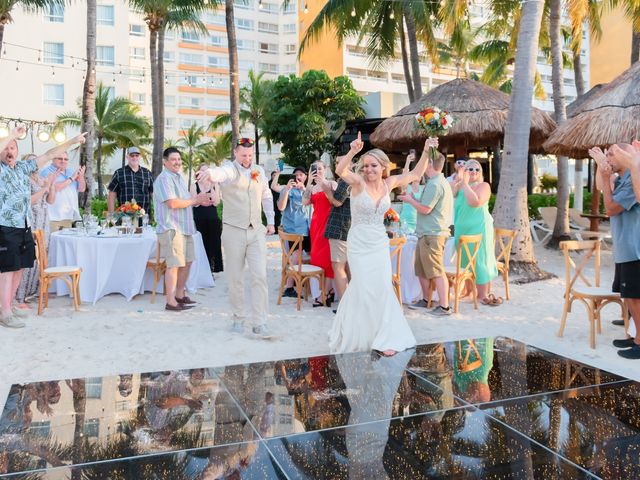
466 167 481 172
236 138 255 147
53 157 68 161
455 160 467 166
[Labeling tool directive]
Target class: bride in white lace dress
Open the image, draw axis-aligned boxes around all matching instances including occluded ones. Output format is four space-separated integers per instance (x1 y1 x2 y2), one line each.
329 133 438 356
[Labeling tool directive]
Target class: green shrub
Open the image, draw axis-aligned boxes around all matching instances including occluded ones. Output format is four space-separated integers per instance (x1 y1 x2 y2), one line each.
540 173 558 191
488 189 604 219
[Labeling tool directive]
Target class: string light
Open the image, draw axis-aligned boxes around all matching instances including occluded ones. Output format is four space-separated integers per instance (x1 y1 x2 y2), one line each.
51 66 55 77
351 7 356 16
303 3 309 14
0 122 9 139
37 50 41 63
389 11 395 19
258 0 263 9
15 61 19 71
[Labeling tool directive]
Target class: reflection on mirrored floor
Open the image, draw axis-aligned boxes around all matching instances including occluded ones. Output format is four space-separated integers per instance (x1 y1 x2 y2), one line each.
0 337 633 479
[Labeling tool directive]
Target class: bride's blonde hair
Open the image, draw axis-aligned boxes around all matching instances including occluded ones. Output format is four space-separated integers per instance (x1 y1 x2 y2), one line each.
355 149 390 174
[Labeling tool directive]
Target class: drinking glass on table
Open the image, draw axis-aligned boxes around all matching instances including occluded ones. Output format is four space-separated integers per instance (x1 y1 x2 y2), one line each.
142 214 149 230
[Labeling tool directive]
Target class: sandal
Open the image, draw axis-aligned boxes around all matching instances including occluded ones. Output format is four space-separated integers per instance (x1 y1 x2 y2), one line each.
313 298 325 308
481 294 503 307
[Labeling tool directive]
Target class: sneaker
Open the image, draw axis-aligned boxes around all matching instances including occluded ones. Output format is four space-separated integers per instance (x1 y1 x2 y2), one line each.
428 306 452 316
408 299 430 310
231 321 244 334
0 315 25 329
12 307 30 318
613 338 636 349
282 287 297 298
617 344 640 359
252 324 273 339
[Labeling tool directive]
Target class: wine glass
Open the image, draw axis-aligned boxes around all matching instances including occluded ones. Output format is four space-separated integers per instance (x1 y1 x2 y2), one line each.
142 214 149 230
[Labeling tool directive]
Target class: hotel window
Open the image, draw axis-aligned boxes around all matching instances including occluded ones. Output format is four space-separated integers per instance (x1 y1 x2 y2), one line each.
96 46 115 66
237 39 254 51
86 378 103 399
238 60 254 70
29 421 51 438
165 95 176 107
205 12 226 25
285 44 296 55
97 5 115 26
235 0 254 8
129 24 145 36
83 419 100 438
283 23 296 34
283 63 297 74
209 35 227 48
208 56 229 68
131 92 145 105
236 18 253 30
181 31 200 43
43 84 64 106
164 51 175 63
43 42 64 65
210 76 229 88
180 118 204 129
179 53 203 66
207 97 230 110
44 4 64 22
259 42 278 54
262 2 279 13
164 30 175 40
129 47 145 61
258 63 278 74
180 75 201 87
129 69 144 82
258 22 278 34
165 117 175 130
283 2 296 14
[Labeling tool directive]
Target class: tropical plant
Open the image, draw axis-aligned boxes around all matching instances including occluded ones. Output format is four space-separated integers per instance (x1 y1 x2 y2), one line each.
178 124 208 185
56 83 152 199
262 70 365 168
225 0 240 149
492 0 547 273
128 0 216 178
208 69 272 164
81 0 97 208
201 132 232 166
0 0 65 57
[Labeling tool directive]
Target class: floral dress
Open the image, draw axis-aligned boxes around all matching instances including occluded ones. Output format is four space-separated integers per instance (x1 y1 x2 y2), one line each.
16 180 50 302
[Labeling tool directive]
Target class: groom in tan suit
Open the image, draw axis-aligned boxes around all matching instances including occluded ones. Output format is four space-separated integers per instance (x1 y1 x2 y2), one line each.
197 138 275 338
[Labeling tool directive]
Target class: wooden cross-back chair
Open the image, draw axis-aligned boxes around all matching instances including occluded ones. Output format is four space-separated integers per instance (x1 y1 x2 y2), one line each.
494 228 516 300
441 234 482 313
277 229 325 310
389 236 407 303
146 238 166 303
33 229 81 315
558 240 628 349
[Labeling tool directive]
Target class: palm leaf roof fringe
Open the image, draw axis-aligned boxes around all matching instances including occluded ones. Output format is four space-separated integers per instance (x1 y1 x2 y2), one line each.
369 78 556 153
544 61 640 158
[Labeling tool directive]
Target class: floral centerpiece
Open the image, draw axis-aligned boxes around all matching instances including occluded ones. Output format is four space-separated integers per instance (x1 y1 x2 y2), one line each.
415 106 456 158
383 208 399 227
114 199 145 222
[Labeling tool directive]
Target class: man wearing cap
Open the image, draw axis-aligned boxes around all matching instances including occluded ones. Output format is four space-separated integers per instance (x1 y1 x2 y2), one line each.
107 147 153 218
197 137 275 338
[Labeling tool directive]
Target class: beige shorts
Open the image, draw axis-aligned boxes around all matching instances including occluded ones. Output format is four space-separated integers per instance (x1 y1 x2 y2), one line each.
415 235 447 279
158 230 195 268
329 238 348 263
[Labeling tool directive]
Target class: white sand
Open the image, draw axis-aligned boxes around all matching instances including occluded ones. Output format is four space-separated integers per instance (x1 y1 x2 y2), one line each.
1 239 637 410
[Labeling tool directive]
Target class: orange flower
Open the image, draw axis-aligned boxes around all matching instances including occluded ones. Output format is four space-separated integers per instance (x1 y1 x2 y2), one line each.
250 170 260 181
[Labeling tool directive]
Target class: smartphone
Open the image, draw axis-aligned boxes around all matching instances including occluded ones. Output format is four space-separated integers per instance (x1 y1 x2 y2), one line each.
278 159 285 171
310 165 317 175
409 149 416 156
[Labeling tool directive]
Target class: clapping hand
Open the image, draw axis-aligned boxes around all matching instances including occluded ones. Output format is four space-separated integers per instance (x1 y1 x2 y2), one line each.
195 167 211 183
460 168 471 185
44 172 57 189
588 146 607 168
350 131 364 155
610 143 640 170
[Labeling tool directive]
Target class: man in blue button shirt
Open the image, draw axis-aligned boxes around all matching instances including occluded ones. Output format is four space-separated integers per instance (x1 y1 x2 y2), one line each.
591 143 640 359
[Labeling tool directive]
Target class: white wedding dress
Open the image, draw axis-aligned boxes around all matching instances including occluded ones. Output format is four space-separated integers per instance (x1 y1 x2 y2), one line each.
329 184 417 354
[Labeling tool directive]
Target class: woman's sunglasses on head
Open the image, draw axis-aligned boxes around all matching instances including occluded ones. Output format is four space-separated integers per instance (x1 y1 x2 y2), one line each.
236 138 254 147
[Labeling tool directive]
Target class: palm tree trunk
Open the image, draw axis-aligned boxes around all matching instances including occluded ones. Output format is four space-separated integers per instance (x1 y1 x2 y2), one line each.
549 0 570 248
491 142 501 194
493 0 545 271
632 30 640 64
158 27 166 162
572 52 585 97
225 0 241 152
402 6 422 99
150 29 161 178
81 0 97 209
96 136 103 198
188 147 193 186
0 23 5 59
70 379 86 480
399 19 415 103
122 147 126 168
254 124 260 165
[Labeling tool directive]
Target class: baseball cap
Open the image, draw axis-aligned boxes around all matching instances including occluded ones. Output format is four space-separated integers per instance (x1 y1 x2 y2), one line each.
128 147 141 155
293 166 307 175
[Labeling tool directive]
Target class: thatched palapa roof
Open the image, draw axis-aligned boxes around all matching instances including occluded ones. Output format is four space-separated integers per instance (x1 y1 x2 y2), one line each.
565 83 606 118
369 78 556 153
544 61 640 158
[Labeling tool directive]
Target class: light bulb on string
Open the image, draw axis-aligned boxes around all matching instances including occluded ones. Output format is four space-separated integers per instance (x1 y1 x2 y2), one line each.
112 72 116 83
15 61 19 71
53 128 66 144
37 50 41 63
389 11 394 19
258 0 263 9
303 3 308 14
0 122 9 139
37 124 50 142
351 7 356 17
51 66 55 77
16 124 28 140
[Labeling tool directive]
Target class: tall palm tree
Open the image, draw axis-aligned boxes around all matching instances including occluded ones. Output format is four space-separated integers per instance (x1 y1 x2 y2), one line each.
208 69 272 164
128 0 215 178
492 0 546 269
178 124 207 185
81 0 97 207
201 132 232 166
0 0 64 57
56 83 152 199
225 0 240 149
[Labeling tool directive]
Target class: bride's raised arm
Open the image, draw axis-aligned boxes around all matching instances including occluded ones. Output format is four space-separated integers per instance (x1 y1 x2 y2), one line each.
386 137 438 190
335 131 365 190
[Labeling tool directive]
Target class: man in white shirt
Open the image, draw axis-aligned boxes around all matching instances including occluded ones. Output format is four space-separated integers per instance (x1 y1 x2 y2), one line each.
197 138 275 338
40 152 86 231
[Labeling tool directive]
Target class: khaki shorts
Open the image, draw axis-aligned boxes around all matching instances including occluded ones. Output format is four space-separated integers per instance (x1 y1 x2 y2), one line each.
50 220 74 232
329 239 348 263
415 235 447 279
158 230 195 268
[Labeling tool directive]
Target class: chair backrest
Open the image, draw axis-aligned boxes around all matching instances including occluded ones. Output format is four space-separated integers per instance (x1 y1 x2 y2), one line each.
538 207 558 229
454 234 482 278
568 208 590 230
278 229 305 273
155 238 163 265
560 240 601 296
33 229 47 273
389 236 407 276
494 228 516 267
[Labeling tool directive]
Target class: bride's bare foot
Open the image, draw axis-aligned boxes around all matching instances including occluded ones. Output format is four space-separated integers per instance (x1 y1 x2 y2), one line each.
381 349 397 357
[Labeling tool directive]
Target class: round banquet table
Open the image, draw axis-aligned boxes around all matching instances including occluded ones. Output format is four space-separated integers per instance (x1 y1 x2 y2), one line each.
49 230 214 304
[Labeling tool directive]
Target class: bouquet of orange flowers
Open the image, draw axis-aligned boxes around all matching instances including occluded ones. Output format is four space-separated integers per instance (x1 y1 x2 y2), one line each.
114 199 145 220
415 106 455 137
383 208 399 226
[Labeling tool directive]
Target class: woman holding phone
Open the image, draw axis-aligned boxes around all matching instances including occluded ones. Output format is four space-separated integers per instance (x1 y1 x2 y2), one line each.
303 160 337 306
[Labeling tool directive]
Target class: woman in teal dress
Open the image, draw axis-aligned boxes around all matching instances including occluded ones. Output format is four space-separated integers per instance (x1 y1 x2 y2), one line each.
398 151 424 233
452 159 499 304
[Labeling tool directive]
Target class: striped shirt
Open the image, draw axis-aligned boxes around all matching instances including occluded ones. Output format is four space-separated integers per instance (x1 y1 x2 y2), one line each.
107 165 153 214
153 169 196 235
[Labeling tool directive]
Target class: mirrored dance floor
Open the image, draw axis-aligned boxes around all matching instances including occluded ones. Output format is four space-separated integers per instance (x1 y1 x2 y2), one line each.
1 337 638 479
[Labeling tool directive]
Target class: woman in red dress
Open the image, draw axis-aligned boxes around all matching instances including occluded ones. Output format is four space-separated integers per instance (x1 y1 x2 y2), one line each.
304 160 337 306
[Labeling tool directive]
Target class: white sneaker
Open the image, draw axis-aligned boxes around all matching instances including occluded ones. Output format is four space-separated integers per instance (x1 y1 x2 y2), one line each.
408 299 430 310
231 321 244 334
0 315 25 329
428 306 453 316
12 307 30 318
252 324 273 339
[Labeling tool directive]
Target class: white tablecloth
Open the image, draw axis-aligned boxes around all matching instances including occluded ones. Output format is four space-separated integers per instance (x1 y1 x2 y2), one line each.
49 230 214 304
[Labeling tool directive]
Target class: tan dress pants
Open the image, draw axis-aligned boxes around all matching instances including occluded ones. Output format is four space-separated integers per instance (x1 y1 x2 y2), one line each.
221 224 268 327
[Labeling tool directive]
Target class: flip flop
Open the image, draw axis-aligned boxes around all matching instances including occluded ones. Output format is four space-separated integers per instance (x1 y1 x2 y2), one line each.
482 294 503 307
